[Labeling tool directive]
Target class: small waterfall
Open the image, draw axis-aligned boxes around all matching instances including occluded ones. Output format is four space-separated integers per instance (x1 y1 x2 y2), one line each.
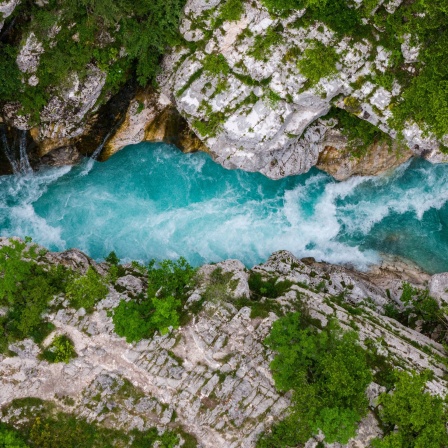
18 131 32 174
1 127 19 173
80 129 113 176
0 128 32 175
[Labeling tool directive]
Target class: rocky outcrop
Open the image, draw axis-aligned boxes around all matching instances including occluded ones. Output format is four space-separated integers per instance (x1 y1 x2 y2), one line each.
0 240 446 447
0 0 20 33
316 140 413 181
153 0 448 179
103 90 206 159
1 0 448 180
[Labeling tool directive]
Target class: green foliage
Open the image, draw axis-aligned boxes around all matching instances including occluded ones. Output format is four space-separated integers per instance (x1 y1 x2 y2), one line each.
384 283 447 342
248 26 282 61
0 0 187 119
3 398 190 448
113 258 196 343
248 272 293 299
266 90 282 106
66 267 108 312
218 0 245 22
372 371 448 448
147 257 196 300
263 0 448 139
0 46 22 102
105 251 120 266
40 335 77 364
202 267 238 304
258 313 372 446
0 239 69 352
297 40 339 86
202 54 231 76
176 69 204 97
149 296 182 335
192 111 226 137
327 107 392 157
0 424 29 448
112 299 155 343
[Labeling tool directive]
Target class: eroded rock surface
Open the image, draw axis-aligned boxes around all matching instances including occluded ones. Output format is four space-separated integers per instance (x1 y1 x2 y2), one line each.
0 242 446 447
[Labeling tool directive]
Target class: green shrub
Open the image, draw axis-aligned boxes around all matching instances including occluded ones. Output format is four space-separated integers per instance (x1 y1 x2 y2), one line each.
66 267 108 312
0 239 70 352
147 257 196 300
3 398 189 448
258 313 372 446
218 0 245 22
372 371 448 448
40 335 77 364
326 107 392 158
384 282 446 342
113 258 196 342
248 272 293 299
105 251 120 265
248 26 282 61
0 423 29 448
297 40 339 85
0 0 187 119
202 54 231 76
113 299 155 343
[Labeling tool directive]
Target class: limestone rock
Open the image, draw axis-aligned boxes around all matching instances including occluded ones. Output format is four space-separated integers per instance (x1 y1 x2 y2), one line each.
0 242 447 447
317 140 413 181
429 272 448 306
104 91 206 158
0 0 20 32
154 0 447 179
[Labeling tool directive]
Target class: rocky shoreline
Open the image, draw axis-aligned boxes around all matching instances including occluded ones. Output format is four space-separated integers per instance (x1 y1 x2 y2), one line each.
1 0 447 179
0 238 446 447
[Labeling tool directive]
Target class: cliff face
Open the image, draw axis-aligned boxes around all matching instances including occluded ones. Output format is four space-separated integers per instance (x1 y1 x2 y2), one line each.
1 0 447 179
0 239 447 447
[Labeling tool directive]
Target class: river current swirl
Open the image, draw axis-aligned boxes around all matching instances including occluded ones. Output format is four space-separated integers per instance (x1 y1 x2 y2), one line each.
1 142 448 273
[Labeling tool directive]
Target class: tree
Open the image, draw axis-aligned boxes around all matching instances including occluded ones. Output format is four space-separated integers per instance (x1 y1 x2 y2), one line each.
66 267 108 312
372 371 448 448
259 313 372 446
0 425 29 448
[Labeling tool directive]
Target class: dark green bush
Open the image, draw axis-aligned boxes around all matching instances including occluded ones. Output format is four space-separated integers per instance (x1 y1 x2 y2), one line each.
372 371 448 448
258 313 372 446
0 423 29 448
3 398 189 448
218 0 245 22
113 258 196 342
297 40 339 86
105 251 120 266
0 0 187 120
0 239 70 352
66 267 108 312
248 272 293 299
326 107 392 157
40 335 77 364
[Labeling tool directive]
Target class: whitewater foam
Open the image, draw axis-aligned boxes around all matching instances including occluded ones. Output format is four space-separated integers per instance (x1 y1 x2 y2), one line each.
0 143 447 273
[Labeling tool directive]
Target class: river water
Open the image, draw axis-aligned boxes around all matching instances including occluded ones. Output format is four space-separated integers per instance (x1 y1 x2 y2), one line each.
1 142 448 273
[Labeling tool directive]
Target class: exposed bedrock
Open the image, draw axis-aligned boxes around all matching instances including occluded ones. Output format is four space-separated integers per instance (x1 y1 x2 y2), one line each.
1 0 448 180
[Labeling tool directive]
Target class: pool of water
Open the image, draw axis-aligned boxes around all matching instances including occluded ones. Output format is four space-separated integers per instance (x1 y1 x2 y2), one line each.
1 142 448 273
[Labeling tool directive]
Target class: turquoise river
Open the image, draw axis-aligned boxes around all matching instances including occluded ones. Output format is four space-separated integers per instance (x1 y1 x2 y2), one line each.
1 142 448 273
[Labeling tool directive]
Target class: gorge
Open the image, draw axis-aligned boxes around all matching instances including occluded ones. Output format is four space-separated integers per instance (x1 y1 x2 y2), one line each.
1 0 448 447
2 142 448 274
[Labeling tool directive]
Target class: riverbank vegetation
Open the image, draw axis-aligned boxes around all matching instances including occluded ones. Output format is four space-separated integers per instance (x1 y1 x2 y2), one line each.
258 311 448 447
257 313 372 446
112 257 197 342
0 398 191 448
0 0 187 121
262 0 448 140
